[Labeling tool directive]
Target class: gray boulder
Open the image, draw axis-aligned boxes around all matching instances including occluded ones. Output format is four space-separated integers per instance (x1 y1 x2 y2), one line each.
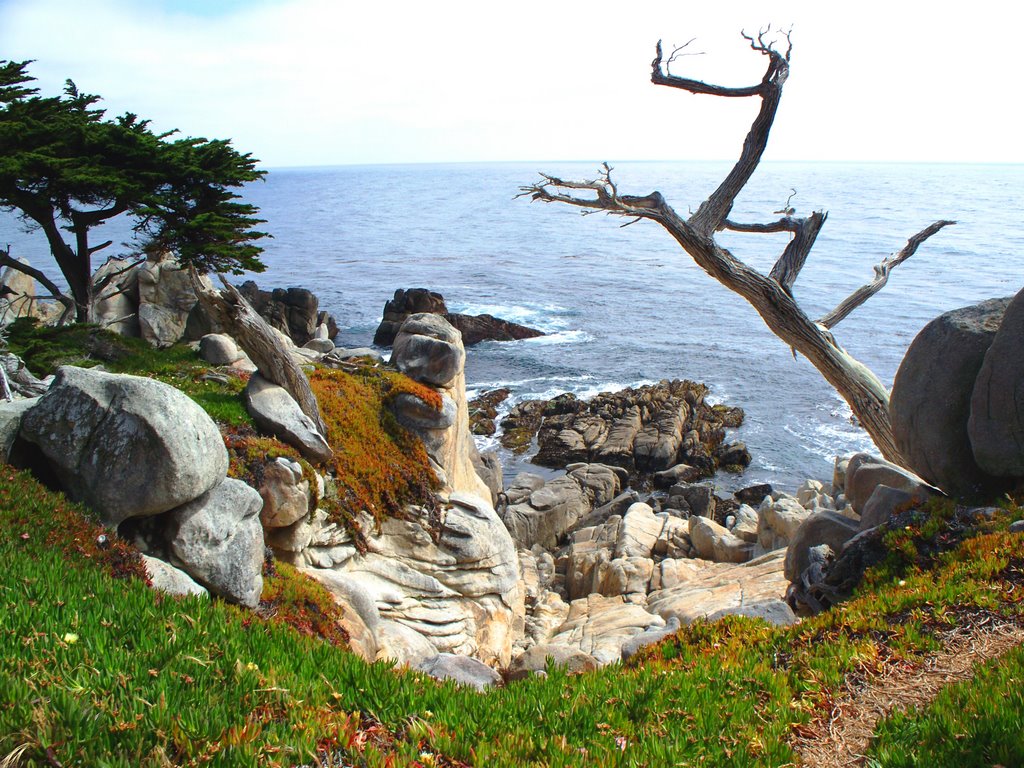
167 478 265 607
391 313 465 388
653 463 703 488
969 286 1024 477
415 653 502 691
258 457 311 529
783 511 861 582
859 484 929 531
0 397 39 464
890 298 1010 497
20 366 228 526
689 516 753 563
507 644 598 680
142 555 209 598
844 453 937 514
390 391 457 430
244 373 333 464
500 464 621 549
198 333 242 366
620 617 681 660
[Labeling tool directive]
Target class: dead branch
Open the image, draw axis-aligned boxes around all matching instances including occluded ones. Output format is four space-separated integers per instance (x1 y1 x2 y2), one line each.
769 211 828 294
93 257 144 294
818 220 956 329
0 364 11 402
189 270 332 444
652 30 791 235
0 249 76 324
99 312 137 328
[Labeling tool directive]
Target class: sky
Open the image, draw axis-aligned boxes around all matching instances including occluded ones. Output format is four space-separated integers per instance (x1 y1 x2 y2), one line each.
1 0 1021 168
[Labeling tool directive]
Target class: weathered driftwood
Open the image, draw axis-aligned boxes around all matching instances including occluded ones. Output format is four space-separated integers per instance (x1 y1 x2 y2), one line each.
0 353 49 399
520 30 953 467
191 271 331 440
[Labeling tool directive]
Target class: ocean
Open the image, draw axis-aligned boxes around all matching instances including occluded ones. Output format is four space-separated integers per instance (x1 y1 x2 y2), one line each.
4 161 1023 491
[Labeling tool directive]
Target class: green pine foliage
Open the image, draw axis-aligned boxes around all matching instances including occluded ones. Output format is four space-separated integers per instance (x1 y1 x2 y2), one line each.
0 59 267 321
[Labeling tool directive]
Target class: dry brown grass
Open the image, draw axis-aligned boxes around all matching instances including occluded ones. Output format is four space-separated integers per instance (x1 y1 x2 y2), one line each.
793 616 1024 767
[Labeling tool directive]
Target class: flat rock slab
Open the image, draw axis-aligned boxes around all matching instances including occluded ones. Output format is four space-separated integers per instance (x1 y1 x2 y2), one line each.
415 653 502 691
548 594 666 665
647 549 795 627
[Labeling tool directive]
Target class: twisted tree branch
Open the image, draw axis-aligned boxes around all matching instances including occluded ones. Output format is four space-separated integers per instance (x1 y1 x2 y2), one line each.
818 220 956 329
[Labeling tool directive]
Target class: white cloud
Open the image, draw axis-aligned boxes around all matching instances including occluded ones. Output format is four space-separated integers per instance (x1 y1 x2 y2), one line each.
1 0 1021 166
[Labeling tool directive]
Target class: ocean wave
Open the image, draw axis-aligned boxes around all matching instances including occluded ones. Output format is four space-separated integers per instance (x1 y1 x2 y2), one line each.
445 301 571 332
522 329 594 346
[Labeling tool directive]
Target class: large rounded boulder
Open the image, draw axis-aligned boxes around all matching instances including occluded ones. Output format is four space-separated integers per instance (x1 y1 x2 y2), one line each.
890 298 1009 497
969 286 1024 477
20 366 229 526
391 313 465 388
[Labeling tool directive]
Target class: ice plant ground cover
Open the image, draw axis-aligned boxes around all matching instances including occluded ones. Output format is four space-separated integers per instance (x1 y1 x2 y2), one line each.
2 472 1024 766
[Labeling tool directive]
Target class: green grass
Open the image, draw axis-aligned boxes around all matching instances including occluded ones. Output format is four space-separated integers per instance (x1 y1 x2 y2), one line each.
2 463 1023 766
866 643 1024 767
4 318 252 426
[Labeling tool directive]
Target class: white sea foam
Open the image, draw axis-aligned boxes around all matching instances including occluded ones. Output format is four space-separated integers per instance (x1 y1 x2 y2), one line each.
446 301 571 332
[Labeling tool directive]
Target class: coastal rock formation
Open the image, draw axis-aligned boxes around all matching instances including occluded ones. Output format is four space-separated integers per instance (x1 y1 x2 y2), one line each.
969 286 1024 477
646 550 795 627
392 313 465 389
166 478 265 607
92 257 141 336
500 464 623 550
890 297 1010 497
390 314 491 501
300 493 523 666
468 388 511 436
508 380 748 484
282 315 522 666
20 366 228 526
373 288 545 347
137 254 201 347
237 281 337 346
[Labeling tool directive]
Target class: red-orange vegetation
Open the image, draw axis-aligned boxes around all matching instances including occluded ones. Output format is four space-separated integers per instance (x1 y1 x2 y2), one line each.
0 467 147 582
256 560 350 647
308 367 439 539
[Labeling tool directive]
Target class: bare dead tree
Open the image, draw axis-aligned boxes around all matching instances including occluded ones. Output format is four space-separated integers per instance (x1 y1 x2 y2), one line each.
520 29 954 467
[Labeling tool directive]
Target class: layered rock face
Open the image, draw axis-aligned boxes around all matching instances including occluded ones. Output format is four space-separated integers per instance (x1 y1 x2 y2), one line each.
891 290 1024 498
287 314 524 667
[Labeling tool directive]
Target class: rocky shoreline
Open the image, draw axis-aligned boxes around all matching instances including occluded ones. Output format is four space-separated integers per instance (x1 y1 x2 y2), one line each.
3 259 1024 690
